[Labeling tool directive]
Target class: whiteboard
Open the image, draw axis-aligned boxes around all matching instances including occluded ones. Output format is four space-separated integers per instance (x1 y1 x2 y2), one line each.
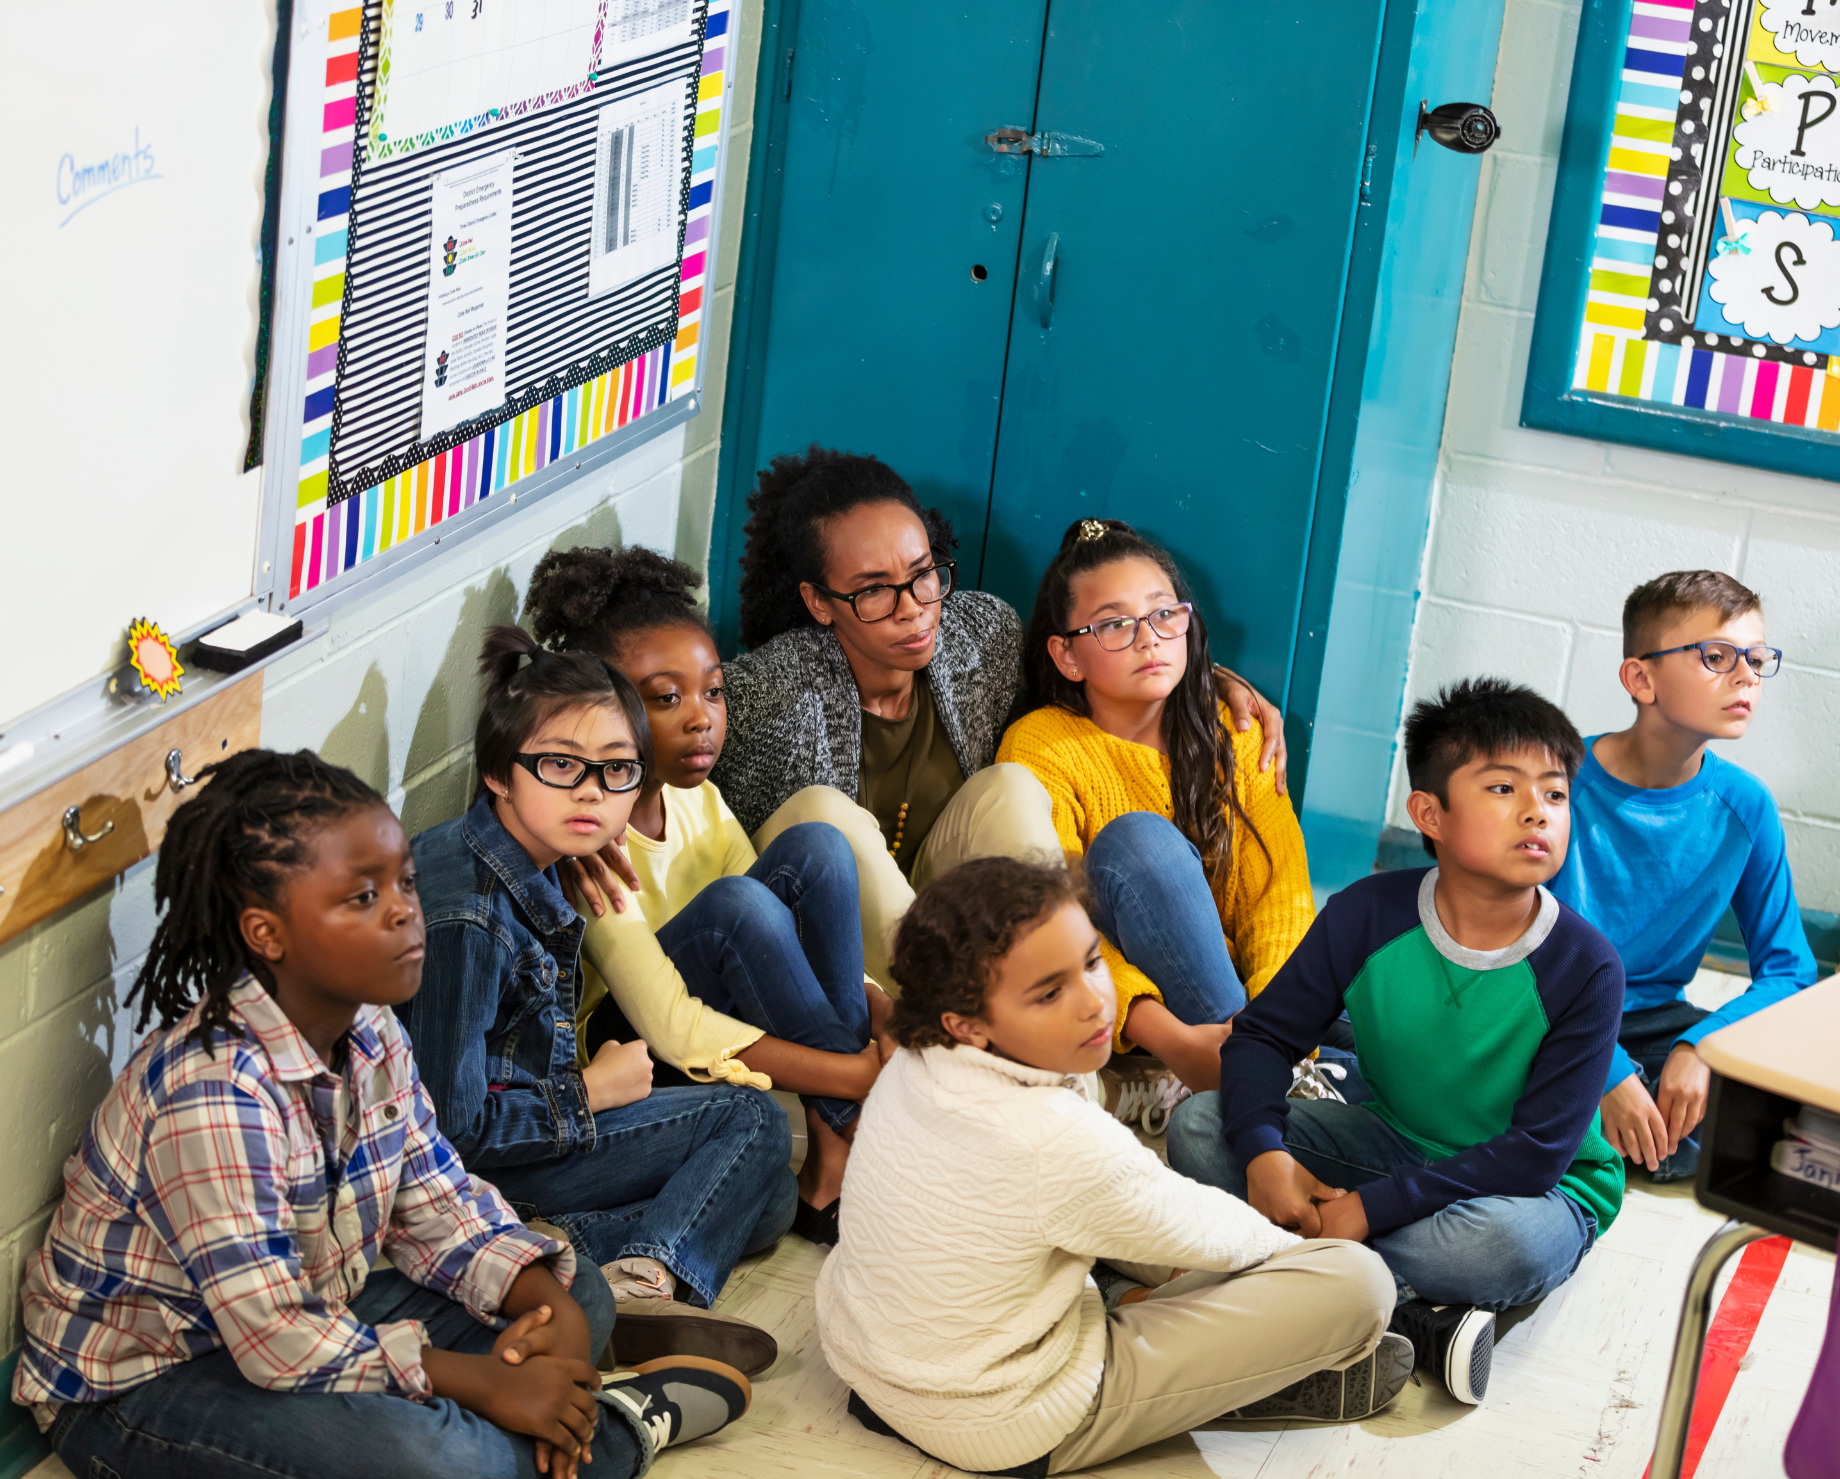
2 0 275 720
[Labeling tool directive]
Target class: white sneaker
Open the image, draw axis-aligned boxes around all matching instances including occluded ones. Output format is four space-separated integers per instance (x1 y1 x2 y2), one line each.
1102 1064 1191 1137
1288 1058 1348 1103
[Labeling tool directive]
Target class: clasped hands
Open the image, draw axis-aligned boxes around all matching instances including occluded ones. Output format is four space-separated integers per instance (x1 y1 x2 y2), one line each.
488 1299 602 1479
1245 1149 1368 1243
1599 1042 1710 1173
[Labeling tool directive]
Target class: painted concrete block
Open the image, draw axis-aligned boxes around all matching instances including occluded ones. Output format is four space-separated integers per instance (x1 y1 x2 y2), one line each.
1440 302 1609 476
1561 626 1634 741
1478 152 1560 313
0 995 121 1233
401 758 476 841
1428 460 1747 630
1405 599 1573 705
1487 0 1582 168
1743 511 1840 661
1718 664 1840 824
1782 817 1840 911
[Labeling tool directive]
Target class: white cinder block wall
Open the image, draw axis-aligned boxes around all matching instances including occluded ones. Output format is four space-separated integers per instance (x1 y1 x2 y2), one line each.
1388 0 1840 913
0 3 760 1365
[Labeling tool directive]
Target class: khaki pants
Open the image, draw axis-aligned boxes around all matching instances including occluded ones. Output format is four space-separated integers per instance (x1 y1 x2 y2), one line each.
1047 1240 1394 1474
751 764 1061 991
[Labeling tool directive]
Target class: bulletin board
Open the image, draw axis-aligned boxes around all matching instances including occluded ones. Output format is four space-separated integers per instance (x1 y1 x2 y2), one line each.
262 0 735 609
1525 0 1840 479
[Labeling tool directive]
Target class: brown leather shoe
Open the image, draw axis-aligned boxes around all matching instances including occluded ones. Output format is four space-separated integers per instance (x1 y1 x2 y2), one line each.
608 1300 779 1377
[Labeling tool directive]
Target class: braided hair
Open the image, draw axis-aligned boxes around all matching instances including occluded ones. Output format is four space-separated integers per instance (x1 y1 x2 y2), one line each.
524 545 709 660
1024 517 1270 883
735 444 957 650
126 749 385 1049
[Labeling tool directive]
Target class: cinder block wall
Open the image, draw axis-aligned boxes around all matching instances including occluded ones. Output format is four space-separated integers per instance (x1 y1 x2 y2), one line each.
0 4 761 1367
1389 0 1840 911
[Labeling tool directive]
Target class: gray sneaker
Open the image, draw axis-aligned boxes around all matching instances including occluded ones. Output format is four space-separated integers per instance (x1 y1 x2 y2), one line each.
1222 1331 1414 1421
597 1355 751 1463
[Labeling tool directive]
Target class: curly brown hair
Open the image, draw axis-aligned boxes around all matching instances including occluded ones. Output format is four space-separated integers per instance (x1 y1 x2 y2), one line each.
524 544 709 659
888 857 1092 1049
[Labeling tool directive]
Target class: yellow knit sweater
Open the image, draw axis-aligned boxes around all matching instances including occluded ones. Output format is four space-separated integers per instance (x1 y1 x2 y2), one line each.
996 704 1315 1049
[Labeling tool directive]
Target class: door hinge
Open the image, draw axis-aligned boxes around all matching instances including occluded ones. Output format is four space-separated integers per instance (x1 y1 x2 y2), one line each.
985 127 1104 158
1359 144 1377 207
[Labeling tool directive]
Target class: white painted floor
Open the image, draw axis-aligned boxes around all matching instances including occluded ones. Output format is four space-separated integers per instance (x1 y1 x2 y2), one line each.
25 974 1834 1479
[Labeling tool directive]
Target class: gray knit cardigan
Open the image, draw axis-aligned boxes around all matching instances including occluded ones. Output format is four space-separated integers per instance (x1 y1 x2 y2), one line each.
710 590 1025 836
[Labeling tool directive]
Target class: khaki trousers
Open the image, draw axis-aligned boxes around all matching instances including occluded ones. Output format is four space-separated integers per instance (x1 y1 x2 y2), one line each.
751 764 1061 991
1047 1240 1394 1474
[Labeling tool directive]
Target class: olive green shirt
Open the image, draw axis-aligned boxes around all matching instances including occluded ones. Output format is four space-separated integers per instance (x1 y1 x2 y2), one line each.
858 674 966 877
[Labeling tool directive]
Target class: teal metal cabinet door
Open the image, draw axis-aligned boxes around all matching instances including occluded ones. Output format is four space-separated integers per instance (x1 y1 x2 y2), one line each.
740 0 1049 563
982 1 1387 699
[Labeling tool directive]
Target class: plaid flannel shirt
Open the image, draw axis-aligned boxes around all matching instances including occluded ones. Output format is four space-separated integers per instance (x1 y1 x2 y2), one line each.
12 978 572 1413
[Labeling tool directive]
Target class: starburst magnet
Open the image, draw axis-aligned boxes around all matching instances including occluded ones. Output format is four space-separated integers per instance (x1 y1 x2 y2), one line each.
127 618 184 701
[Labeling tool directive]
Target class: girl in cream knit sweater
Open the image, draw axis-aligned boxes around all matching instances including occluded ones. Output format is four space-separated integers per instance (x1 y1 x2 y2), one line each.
815 858 1410 1477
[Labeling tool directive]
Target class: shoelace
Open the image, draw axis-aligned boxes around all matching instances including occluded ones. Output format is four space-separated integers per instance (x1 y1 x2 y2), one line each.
1287 1059 1348 1103
1109 1070 1191 1136
643 1409 676 1450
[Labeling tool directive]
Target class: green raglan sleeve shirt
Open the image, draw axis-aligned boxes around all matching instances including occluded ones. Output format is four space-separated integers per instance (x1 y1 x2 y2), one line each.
1218 867 1627 1239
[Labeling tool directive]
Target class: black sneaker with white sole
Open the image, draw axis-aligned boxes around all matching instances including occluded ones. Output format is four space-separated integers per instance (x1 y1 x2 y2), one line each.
1221 1331 1414 1422
1388 1297 1495 1404
597 1355 752 1464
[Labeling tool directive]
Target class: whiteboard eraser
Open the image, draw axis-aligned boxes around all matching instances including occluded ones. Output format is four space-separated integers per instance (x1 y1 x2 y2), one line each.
193 611 304 672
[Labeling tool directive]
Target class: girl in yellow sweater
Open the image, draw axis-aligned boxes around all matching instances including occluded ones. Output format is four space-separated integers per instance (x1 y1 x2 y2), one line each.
997 518 1316 1101
526 547 892 1244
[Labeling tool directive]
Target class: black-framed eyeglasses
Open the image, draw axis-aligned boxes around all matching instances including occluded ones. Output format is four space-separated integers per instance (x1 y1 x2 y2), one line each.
1064 603 1193 652
1639 640 1783 678
811 560 956 623
513 752 647 793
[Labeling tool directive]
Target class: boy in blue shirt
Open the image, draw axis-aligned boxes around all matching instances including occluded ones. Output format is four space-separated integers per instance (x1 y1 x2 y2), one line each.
1551 570 1818 1183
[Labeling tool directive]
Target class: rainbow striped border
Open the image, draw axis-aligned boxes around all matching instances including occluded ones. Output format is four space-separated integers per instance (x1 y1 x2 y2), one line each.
1570 0 1840 428
289 0 728 602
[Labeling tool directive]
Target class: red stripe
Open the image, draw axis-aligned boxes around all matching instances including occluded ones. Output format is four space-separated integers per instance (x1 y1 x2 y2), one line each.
325 51 359 85
1643 1236 1792 1479
1786 364 1814 425
289 522 307 599
431 451 448 525
678 285 704 315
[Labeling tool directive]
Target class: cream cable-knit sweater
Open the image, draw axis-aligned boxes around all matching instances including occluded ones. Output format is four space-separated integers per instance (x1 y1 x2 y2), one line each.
815 1045 1300 1472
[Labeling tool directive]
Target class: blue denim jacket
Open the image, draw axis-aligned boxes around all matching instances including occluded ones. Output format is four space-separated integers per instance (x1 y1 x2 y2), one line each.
405 793 595 1170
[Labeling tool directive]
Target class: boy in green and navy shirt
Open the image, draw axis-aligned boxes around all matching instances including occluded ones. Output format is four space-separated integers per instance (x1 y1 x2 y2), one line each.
1170 678 1624 1408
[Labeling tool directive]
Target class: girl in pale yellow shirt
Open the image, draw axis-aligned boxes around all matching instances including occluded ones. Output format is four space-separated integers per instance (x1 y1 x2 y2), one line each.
997 519 1315 1099
527 546 892 1243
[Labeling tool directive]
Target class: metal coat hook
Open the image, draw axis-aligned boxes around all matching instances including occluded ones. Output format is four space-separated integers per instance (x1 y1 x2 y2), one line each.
63 805 115 853
166 749 198 792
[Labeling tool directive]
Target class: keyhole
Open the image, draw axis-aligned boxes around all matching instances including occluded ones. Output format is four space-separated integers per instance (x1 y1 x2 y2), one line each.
970 264 988 282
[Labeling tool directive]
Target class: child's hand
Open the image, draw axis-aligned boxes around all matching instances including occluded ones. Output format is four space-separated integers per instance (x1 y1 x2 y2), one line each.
495 1299 592 1369
1314 1188 1369 1243
1246 1149 1345 1238
563 839 642 917
1214 666 1287 796
479 1356 602 1470
582 1038 654 1112
1654 1044 1711 1149
1600 1072 1671 1171
865 980 899 1063
1166 1020 1234 1094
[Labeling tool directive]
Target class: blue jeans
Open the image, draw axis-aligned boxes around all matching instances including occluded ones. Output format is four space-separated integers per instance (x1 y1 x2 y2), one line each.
1619 999 1712 1183
1084 813 1245 1027
1167 1094 1598 1312
48 1267 643 1479
655 822 870 1135
490 1084 796 1308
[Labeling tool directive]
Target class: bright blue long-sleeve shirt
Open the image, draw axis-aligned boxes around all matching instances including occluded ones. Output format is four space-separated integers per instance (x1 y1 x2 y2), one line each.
1549 739 1818 1094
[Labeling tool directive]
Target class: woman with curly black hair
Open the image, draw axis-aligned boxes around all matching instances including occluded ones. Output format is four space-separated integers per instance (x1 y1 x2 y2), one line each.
710 444 1288 991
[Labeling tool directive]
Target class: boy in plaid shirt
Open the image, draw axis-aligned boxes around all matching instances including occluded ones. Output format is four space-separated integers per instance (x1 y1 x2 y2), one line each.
13 751 752 1479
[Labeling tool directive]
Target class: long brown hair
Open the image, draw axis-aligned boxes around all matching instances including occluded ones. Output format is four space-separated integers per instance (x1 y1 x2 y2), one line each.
1023 518 1268 882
